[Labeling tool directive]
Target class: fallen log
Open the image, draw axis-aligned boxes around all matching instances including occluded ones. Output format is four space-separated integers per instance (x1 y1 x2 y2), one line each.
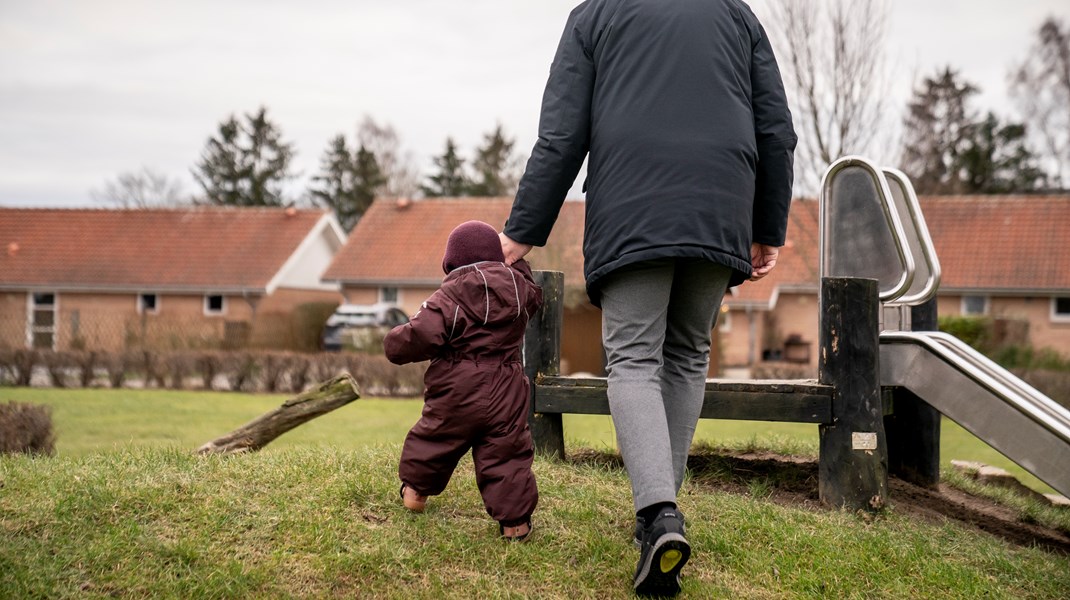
196 373 360 456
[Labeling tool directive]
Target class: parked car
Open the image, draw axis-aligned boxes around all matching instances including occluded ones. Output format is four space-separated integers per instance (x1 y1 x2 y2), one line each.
321 303 409 351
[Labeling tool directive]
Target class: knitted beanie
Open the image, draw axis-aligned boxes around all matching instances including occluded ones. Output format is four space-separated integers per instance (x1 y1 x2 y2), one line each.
442 220 506 274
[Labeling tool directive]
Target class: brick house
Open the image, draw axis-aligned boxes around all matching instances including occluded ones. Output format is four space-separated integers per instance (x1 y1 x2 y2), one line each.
0 207 346 352
720 196 1070 371
322 195 1070 376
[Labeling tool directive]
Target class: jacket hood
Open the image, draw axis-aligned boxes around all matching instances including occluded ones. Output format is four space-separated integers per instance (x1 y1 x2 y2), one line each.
440 261 539 327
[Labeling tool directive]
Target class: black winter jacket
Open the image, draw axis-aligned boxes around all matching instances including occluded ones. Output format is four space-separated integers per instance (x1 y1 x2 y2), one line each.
504 0 797 304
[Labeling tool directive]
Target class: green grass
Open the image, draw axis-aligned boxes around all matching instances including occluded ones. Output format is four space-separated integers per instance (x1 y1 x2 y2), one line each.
2 446 1067 599
1 387 1058 494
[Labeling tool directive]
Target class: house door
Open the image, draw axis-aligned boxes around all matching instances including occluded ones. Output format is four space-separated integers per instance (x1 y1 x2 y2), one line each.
28 292 56 349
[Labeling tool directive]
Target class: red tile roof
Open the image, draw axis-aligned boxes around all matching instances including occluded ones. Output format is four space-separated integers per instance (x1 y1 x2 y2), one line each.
323 198 587 291
0 207 332 292
923 196 1070 292
323 195 1070 307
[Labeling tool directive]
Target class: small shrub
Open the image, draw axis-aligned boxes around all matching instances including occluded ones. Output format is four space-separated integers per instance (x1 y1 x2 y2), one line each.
10 349 39 387
939 315 994 353
0 401 56 456
195 351 223 390
311 353 347 383
102 351 140 389
72 350 99 388
223 352 257 392
260 352 292 393
288 355 312 393
291 302 339 352
42 351 74 389
164 352 195 390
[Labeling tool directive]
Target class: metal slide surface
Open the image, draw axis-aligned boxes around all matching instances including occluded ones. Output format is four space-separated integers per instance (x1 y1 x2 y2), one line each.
880 331 1070 497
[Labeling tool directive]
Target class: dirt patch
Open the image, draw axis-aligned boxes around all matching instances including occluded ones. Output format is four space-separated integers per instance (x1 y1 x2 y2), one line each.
569 449 1070 555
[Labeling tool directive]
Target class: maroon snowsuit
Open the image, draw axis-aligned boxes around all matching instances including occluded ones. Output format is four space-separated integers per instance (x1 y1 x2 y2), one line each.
384 259 543 524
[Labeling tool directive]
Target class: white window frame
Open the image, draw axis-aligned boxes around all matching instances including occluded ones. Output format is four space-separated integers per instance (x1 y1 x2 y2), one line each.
26 291 58 350
1052 296 1070 323
138 293 160 315
379 286 400 304
960 295 989 316
204 294 226 316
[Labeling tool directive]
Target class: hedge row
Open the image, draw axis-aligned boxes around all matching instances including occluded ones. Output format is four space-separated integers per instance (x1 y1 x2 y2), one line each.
0 349 426 397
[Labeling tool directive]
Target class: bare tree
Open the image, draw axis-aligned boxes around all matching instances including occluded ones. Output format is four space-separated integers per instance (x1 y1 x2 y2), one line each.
91 166 188 208
760 0 893 195
1010 17 1070 190
356 115 421 198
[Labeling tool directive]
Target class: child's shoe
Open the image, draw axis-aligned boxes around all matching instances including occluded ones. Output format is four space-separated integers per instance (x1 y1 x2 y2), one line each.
399 483 427 512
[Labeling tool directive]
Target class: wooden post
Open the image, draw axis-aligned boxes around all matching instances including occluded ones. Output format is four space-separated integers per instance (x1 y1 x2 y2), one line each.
196 373 360 455
885 298 941 487
525 270 565 460
818 277 888 511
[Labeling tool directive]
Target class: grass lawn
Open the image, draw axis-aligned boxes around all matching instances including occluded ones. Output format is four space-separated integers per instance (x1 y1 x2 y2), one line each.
3 386 1055 494
3 387 1068 598
2 445 1068 599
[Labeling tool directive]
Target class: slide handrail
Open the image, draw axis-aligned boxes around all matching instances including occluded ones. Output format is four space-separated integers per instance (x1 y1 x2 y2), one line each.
881 331 1070 444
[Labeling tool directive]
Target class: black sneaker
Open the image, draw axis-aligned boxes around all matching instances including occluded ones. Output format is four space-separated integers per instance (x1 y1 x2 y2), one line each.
633 509 691 597
633 517 644 548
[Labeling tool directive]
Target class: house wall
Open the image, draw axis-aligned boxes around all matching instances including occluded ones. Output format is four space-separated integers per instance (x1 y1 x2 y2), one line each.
938 294 1070 355
0 292 27 349
722 293 820 370
720 308 758 368
0 288 343 352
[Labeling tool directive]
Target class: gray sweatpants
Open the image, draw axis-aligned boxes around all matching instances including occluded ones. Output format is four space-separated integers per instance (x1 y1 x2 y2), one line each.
600 258 732 511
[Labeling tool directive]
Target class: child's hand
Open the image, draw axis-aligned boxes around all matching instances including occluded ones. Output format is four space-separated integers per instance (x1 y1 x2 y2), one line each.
499 232 533 266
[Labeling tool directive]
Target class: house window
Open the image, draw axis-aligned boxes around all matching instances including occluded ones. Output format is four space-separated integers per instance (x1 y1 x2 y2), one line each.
1053 297 1070 322
961 295 988 316
29 292 57 349
380 287 399 304
139 293 159 314
204 294 226 315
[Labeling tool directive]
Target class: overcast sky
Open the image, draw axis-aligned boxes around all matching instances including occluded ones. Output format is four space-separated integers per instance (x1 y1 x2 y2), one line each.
2 0 1067 208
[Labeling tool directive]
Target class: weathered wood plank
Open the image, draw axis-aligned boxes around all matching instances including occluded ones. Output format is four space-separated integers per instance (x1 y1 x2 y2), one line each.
535 376 835 423
538 375 831 396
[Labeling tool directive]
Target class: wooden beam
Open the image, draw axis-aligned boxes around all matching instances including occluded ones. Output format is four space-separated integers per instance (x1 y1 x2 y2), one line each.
535 376 834 423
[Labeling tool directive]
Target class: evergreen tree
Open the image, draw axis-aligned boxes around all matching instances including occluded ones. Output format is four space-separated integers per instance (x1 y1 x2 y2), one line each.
467 124 520 197
421 137 470 197
901 67 978 194
960 113 1048 194
310 134 384 231
192 106 295 206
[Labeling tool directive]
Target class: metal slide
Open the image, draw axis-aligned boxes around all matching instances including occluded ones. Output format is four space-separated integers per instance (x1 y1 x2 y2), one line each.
881 331 1070 497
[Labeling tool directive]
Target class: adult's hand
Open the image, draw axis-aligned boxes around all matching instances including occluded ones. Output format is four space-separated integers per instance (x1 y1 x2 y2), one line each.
499 232 533 266
749 243 780 281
